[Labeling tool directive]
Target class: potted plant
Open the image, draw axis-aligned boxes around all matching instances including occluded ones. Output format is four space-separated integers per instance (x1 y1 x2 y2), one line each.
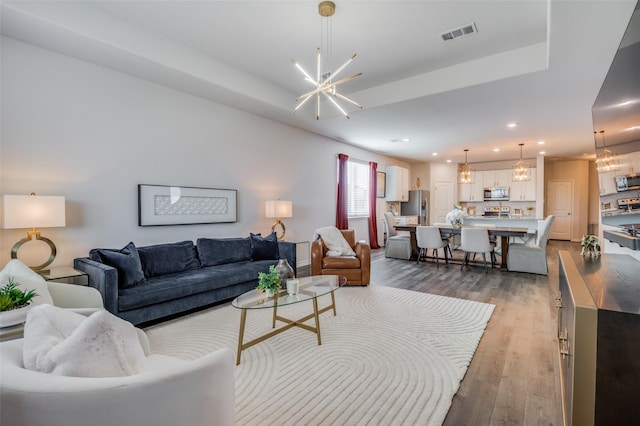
0 277 39 327
257 265 281 297
581 235 601 258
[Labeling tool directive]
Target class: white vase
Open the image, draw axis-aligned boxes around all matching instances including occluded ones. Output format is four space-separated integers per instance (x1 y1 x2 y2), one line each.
0 303 33 327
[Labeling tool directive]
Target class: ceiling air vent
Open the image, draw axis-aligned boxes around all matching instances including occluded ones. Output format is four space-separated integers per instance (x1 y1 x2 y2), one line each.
440 22 478 41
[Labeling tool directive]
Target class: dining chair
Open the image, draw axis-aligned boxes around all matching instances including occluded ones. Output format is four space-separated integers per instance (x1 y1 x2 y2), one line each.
507 215 555 275
459 227 495 273
415 226 449 266
383 212 412 260
433 223 455 257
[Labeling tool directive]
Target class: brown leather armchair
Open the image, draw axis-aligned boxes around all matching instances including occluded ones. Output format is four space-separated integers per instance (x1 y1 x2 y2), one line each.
311 230 370 285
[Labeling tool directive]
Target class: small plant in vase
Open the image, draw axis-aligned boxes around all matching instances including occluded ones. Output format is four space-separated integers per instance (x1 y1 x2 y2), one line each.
0 277 38 311
526 206 535 217
257 265 281 297
445 204 467 228
581 235 601 258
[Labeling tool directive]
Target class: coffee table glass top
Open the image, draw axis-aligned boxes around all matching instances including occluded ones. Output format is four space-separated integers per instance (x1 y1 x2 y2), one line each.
232 275 346 310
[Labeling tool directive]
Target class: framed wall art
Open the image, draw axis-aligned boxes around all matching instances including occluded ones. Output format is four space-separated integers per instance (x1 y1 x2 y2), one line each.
138 184 237 226
376 171 386 198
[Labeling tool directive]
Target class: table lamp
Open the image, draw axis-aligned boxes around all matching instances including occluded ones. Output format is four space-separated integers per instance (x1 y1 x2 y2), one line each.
265 200 292 241
2 193 66 272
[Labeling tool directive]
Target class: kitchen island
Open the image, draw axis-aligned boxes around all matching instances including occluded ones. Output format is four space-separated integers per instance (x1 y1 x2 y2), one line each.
463 216 540 243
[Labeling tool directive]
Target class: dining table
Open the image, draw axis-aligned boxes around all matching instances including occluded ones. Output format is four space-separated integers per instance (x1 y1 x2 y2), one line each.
394 224 533 269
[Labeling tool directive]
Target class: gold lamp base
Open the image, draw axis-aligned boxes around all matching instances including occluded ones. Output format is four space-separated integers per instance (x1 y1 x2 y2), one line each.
10 228 57 272
271 219 287 241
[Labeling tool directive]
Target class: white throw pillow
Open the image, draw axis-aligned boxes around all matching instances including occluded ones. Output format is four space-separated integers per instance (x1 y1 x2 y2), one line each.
23 304 147 377
0 259 53 305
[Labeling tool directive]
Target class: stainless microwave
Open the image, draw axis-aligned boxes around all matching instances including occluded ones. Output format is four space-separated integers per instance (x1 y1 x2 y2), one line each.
483 187 510 201
615 174 640 192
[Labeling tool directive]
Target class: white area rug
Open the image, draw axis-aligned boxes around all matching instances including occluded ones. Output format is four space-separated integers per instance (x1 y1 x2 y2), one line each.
145 285 494 426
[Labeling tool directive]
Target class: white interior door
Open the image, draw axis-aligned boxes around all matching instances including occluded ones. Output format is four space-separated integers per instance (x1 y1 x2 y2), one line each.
433 181 454 224
548 179 573 240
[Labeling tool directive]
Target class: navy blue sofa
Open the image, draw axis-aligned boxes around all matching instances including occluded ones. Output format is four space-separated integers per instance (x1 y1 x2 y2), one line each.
73 234 296 325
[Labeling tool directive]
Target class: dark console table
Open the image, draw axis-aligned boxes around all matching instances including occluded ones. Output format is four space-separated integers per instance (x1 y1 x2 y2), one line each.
557 250 640 425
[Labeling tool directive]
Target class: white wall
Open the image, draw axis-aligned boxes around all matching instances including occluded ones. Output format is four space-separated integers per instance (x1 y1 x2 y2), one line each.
0 37 400 267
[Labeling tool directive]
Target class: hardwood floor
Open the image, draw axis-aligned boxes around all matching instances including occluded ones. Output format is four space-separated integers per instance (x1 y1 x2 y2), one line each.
370 240 576 425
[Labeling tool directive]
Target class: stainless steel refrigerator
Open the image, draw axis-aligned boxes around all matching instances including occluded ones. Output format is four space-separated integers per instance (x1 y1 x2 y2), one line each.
400 190 429 225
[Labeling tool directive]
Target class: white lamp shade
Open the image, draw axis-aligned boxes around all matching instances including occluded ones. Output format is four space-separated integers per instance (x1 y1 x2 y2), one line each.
265 200 292 218
2 195 66 229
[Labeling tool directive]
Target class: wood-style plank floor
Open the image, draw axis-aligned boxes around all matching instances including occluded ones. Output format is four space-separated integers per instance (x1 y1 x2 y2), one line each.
369 240 575 425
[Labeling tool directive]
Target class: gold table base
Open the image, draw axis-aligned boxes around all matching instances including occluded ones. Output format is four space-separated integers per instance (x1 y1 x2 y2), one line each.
235 291 337 365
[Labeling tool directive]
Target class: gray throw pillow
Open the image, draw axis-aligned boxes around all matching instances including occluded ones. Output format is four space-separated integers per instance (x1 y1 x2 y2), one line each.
96 242 146 288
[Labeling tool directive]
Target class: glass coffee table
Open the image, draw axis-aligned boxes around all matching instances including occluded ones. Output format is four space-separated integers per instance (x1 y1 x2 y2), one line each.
232 275 346 365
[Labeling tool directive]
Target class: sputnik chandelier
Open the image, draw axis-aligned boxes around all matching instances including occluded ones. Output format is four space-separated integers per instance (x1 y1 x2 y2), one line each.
458 149 476 184
292 1 362 120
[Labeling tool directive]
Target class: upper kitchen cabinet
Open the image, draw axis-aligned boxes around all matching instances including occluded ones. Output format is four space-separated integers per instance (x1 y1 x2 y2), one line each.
459 176 484 202
386 166 409 202
598 170 619 195
619 152 640 174
510 168 537 201
482 169 511 188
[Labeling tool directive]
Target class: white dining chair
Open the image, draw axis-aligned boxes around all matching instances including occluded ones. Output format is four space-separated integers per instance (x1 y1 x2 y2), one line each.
507 215 555 275
383 212 412 260
415 226 449 266
433 222 455 256
459 227 495 273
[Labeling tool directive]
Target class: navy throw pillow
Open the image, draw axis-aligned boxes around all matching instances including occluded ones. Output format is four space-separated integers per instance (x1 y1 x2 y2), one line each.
96 242 146 288
137 240 200 278
250 232 279 261
197 237 252 267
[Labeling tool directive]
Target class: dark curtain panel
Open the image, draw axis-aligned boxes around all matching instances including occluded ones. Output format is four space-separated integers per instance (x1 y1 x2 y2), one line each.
336 153 349 229
368 162 381 249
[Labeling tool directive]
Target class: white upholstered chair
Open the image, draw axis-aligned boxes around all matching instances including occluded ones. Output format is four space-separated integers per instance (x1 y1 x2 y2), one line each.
459 227 495 273
416 226 449 266
507 215 555 275
384 212 412 260
0 339 235 426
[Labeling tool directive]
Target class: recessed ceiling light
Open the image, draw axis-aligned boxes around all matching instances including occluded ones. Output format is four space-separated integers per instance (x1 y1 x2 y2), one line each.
390 138 411 143
446 159 452 163
432 152 438 156
493 148 500 152
506 122 518 128
539 151 546 155
537 140 545 145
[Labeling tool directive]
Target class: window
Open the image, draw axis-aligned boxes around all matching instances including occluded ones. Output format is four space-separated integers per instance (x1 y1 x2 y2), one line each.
347 160 370 218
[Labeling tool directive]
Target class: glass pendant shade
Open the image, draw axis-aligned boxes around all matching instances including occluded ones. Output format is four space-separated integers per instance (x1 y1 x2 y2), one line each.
595 130 620 173
512 144 531 182
458 149 476 184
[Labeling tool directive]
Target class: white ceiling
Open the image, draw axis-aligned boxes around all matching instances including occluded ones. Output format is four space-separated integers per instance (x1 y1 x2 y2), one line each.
1 0 637 164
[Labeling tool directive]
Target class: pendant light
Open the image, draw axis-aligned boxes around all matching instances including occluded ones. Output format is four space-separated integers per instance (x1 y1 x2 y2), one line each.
292 1 363 120
458 149 476 184
512 143 531 182
595 130 620 173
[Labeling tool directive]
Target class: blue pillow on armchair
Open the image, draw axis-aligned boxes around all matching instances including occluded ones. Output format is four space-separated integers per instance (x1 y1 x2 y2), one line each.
96 242 146 288
250 232 280 261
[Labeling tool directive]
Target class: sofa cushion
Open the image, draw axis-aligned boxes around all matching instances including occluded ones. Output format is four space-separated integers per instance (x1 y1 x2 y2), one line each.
322 256 361 269
118 260 276 311
137 241 200 278
96 242 146 288
250 232 279 261
196 237 251 267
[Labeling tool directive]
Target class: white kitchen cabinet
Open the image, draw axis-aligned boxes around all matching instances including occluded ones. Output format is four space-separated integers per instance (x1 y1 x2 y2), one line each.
627 152 640 174
458 176 484 202
482 169 511 188
386 166 409 201
598 170 619 195
510 169 537 201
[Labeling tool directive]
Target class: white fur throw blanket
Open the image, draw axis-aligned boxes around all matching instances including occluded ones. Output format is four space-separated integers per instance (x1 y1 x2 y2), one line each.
313 226 356 257
23 304 147 377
